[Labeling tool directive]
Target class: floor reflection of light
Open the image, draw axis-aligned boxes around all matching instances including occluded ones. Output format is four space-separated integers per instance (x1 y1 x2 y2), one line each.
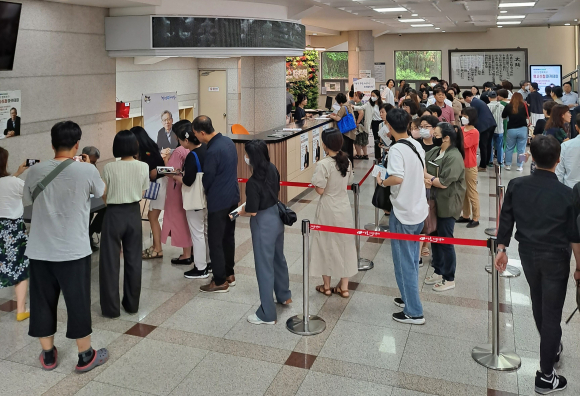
378 335 396 354
511 292 531 306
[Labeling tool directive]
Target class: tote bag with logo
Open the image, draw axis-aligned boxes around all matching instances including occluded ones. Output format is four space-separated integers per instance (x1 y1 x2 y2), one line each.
182 151 206 211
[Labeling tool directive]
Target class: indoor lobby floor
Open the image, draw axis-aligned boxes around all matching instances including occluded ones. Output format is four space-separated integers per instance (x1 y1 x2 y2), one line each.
1 158 579 396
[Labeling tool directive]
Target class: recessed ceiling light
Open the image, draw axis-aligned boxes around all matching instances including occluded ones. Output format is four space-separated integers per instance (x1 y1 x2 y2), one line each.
497 21 521 24
374 7 408 12
435 27 441 30
497 15 526 19
498 2 535 8
500 10 508 13
412 14 418 17
442 31 446 32
411 24 434 27
398 18 425 23
565 23 571 25
498 25 503 28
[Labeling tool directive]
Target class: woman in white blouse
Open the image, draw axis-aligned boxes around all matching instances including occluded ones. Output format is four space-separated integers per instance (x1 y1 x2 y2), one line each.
0 148 31 321
382 79 396 106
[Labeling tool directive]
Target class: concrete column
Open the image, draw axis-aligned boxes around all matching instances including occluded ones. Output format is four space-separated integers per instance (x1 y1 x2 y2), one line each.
240 56 286 134
348 30 374 86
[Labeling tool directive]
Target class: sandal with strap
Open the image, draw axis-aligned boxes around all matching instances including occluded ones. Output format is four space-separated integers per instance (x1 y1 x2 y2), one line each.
142 247 163 259
75 348 109 373
316 285 331 296
332 286 350 298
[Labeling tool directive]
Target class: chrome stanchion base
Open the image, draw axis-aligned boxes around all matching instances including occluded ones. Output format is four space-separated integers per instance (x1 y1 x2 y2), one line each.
485 227 497 237
485 264 521 278
364 223 389 231
286 315 326 336
358 258 374 271
472 344 521 371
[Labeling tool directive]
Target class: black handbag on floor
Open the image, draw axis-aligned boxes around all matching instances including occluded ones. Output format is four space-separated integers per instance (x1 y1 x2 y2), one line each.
371 139 425 212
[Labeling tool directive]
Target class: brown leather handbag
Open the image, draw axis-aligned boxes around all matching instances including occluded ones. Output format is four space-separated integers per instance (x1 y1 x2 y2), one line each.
422 188 438 235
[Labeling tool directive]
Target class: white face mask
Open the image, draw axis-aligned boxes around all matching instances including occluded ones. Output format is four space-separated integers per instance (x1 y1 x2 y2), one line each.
461 117 469 126
419 128 431 139
370 96 377 102
430 82 436 87
244 156 250 166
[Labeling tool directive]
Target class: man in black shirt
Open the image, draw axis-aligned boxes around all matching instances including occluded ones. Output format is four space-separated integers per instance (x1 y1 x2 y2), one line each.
496 135 580 394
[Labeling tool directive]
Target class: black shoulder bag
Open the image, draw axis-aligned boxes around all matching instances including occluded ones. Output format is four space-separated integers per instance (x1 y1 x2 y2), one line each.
266 180 297 227
371 140 424 212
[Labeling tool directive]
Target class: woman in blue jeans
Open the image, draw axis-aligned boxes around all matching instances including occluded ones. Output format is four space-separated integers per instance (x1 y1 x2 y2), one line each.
502 92 529 171
424 123 466 292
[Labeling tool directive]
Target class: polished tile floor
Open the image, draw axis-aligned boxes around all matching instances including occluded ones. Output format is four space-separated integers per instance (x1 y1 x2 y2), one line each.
1 157 579 396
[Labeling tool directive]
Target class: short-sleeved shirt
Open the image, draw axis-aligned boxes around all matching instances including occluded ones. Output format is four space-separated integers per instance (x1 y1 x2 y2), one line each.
140 150 165 180
103 160 149 204
23 160 105 261
336 105 357 140
425 146 466 219
294 107 306 122
462 127 480 168
437 103 455 124
562 91 578 106
245 163 280 213
0 176 25 219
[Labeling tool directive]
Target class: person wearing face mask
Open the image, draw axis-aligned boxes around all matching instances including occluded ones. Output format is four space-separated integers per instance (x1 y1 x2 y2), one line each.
457 107 480 228
424 123 466 292
368 90 384 161
518 80 531 100
418 115 441 153
236 140 291 325
377 103 395 165
353 91 370 160
429 76 439 88
329 93 357 165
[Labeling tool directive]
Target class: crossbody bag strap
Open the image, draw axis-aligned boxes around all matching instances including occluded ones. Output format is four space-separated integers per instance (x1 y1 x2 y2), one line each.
32 159 74 203
190 150 202 173
396 139 425 169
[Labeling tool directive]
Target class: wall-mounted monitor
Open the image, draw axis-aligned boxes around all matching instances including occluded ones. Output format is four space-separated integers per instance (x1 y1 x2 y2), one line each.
0 1 22 71
530 65 562 93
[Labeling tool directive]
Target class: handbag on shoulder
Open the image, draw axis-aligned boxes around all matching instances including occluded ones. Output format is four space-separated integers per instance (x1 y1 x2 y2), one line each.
266 181 297 226
337 106 357 135
182 151 207 211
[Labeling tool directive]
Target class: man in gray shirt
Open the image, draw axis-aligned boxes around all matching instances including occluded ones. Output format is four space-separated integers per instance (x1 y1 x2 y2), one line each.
23 121 109 373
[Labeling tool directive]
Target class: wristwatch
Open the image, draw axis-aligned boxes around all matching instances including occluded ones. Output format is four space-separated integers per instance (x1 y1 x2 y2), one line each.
497 248 507 253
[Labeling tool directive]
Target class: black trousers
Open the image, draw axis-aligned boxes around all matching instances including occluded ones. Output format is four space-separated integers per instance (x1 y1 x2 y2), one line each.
29 256 92 339
208 206 237 286
342 134 354 166
99 202 142 318
371 120 382 161
89 208 106 237
519 244 571 374
478 126 495 168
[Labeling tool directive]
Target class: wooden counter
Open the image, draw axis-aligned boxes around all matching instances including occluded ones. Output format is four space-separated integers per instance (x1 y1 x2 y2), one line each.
233 118 335 204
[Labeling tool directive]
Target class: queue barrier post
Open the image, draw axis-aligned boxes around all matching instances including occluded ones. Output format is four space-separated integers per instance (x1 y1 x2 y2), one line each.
352 183 374 271
472 236 521 371
286 219 326 336
485 164 502 237
484 184 521 278
365 159 389 232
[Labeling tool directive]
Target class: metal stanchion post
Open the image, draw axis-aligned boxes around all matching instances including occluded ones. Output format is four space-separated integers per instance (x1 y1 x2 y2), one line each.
472 237 521 371
484 185 520 278
353 183 374 271
485 164 501 237
286 220 326 336
365 159 388 232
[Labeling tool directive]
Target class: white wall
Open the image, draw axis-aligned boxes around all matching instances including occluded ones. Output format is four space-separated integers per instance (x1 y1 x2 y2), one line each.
116 57 199 118
0 0 116 171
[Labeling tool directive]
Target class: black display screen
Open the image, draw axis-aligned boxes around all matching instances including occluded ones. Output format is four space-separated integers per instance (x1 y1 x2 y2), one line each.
152 17 305 49
0 1 22 71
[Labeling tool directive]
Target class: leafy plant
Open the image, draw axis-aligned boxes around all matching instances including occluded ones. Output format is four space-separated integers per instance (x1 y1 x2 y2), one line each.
395 51 441 81
322 51 348 80
286 50 319 109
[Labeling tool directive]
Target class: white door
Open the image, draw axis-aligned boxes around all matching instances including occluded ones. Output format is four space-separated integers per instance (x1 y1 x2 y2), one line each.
199 70 227 134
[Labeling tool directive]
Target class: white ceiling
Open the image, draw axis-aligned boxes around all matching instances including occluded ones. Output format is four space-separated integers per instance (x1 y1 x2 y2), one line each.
46 0 580 35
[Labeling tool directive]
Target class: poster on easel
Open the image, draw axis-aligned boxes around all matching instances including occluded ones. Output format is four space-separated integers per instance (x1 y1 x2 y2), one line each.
312 128 321 163
300 132 309 171
142 91 180 146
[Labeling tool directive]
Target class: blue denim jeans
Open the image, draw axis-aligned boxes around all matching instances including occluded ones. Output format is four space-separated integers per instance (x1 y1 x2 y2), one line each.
389 212 424 317
489 134 504 165
431 217 457 282
505 127 528 167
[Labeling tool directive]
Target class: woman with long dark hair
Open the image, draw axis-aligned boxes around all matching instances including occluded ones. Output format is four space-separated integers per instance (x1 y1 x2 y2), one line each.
502 92 529 171
424 123 466 292
237 140 291 325
0 148 30 321
544 104 571 144
131 126 168 259
329 93 356 165
311 128 357 298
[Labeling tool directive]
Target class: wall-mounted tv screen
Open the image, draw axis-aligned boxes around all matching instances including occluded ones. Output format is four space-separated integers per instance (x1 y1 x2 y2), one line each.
0 1 22 71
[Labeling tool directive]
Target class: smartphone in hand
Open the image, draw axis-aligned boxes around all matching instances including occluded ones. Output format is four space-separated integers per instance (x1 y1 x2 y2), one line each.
26 159 40 167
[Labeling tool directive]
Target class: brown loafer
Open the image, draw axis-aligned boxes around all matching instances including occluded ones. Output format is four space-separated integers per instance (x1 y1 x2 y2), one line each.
200 279 230 293
226 275 236 286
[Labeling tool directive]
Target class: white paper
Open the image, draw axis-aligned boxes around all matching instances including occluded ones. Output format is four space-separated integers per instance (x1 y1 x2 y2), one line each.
371 165 387 179
283 128 302 131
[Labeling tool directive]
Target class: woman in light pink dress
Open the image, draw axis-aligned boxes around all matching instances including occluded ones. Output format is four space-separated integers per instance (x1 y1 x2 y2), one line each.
161 144 193 264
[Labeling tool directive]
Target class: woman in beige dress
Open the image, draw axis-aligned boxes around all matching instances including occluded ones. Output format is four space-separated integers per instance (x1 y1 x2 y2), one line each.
310 128 358 298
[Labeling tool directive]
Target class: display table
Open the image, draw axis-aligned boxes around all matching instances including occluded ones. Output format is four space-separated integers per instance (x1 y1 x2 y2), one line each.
232 118 335 204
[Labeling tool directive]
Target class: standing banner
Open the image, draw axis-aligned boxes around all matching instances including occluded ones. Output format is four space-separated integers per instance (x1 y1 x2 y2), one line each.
354 78 376 101
0 90 21 137
300 132 310 171
142 92 180 145
312 128 321 164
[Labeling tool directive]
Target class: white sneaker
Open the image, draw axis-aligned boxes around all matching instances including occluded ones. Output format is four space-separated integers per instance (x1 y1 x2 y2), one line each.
432 280 456 292
424 273 442 285
247 314 276 325
517 166 523 172
504 165 511 170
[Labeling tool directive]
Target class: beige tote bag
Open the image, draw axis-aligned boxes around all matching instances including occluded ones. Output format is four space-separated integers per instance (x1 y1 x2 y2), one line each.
182 151 206 211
